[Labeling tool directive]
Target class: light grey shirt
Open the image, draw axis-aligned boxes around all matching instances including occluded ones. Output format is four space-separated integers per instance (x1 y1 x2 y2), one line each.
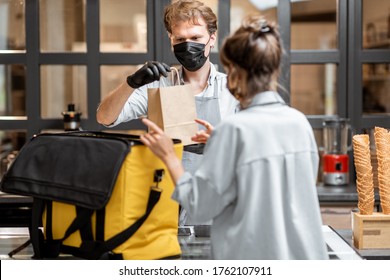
172 91 329 260
109 63 238 126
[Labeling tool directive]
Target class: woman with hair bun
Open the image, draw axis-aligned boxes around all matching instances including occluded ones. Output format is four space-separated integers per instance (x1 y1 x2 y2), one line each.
140 15 328 260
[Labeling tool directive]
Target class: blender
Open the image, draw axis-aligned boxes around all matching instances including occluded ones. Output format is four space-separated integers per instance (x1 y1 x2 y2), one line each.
322 118 351 185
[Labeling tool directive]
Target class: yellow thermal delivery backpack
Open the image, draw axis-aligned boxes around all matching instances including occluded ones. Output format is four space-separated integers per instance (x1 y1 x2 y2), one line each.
0 131 183 260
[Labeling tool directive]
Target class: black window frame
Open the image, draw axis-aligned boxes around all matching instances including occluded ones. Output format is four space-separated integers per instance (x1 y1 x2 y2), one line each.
0 0 389 156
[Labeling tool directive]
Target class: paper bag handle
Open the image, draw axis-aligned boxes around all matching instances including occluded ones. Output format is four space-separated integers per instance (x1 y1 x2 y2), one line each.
170 67 180 85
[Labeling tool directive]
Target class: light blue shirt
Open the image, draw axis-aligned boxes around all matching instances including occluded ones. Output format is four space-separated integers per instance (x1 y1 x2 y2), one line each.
172 91 329 260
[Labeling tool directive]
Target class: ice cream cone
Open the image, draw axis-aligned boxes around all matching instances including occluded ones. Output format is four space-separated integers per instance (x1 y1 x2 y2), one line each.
353 134 375 215
374 127 390 214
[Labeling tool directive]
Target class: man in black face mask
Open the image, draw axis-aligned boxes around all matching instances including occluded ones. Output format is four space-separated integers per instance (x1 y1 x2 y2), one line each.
173 36 211 72
96 0 238 225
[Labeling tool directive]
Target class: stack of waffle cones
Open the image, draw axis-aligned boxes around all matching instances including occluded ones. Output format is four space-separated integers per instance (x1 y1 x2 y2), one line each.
352 134 375 215
374 127 390 214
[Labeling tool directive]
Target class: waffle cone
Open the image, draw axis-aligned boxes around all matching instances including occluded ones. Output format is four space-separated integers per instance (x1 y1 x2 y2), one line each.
374 127 390 214
353 134 375 215
359 202 375 215
382 204 390 215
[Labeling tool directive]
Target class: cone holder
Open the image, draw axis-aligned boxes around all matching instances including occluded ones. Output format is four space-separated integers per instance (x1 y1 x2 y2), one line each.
352 212 390 249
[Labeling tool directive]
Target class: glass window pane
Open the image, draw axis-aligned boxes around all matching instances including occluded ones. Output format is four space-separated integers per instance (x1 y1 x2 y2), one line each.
231 0 277 33
202 0 218 16
0 130 26 179
0 64 26 116
40 65 87 118
363 63 390 115
201 0 218 53
291 64 337 115
40 0 86 52
0 0 25 50
291 0 337 50
362 0 390 49
100 0 147 53
101 65 142 100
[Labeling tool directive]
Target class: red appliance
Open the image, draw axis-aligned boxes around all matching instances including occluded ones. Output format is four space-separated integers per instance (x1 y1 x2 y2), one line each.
322 118 351 185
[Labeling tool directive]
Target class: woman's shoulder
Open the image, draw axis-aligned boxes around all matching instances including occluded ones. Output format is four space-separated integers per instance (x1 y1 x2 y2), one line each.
213 113 247 138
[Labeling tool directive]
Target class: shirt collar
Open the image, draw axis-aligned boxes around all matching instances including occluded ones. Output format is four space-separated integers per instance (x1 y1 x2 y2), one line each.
178 62 217 86
208 62 217 86
247 91 286 108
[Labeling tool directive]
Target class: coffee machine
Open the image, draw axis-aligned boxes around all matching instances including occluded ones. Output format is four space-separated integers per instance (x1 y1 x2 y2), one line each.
322 118 351 185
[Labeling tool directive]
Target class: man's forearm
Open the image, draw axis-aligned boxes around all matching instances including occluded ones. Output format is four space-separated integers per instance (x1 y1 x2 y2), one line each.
96 82 134 126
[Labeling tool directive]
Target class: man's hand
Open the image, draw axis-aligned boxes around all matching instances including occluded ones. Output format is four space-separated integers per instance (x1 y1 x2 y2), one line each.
191 118 214 143
127 61 171 89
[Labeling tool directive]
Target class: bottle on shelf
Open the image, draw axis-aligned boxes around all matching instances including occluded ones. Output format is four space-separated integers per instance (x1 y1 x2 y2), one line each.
61 104 82 131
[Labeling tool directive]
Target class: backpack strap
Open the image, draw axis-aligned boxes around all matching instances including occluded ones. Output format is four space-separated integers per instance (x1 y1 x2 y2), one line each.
9 198 46 259
78 169 165 259
76 206 94 242
104 187 161 251
27 198 95 259
79 186 162 260
45 206 95 258
7 238 32 258
95 208 106 242
30 198 45 259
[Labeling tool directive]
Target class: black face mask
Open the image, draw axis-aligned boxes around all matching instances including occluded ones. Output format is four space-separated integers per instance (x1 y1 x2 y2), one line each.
173 39 210 72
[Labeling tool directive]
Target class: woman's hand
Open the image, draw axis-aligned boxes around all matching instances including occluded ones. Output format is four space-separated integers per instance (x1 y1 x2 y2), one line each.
140 118 176 162
191 118 214 143
140 118 184 183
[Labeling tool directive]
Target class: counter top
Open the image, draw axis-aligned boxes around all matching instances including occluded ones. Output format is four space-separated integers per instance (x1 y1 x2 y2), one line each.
316 183 380 206
0 193 33 204
335 229 390 260
0 226 364 260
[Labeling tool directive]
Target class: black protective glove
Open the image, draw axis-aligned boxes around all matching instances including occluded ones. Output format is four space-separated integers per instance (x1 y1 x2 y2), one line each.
126 61 171 89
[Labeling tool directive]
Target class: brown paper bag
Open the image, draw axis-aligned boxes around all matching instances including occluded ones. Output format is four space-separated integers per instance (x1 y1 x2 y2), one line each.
147 69 198 146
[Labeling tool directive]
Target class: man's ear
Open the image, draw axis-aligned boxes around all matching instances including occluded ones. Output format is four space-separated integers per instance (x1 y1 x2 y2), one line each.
210 33 217 47
167 32 174 51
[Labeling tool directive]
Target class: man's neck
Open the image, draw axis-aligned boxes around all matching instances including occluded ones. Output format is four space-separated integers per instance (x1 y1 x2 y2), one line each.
182 61 211 94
